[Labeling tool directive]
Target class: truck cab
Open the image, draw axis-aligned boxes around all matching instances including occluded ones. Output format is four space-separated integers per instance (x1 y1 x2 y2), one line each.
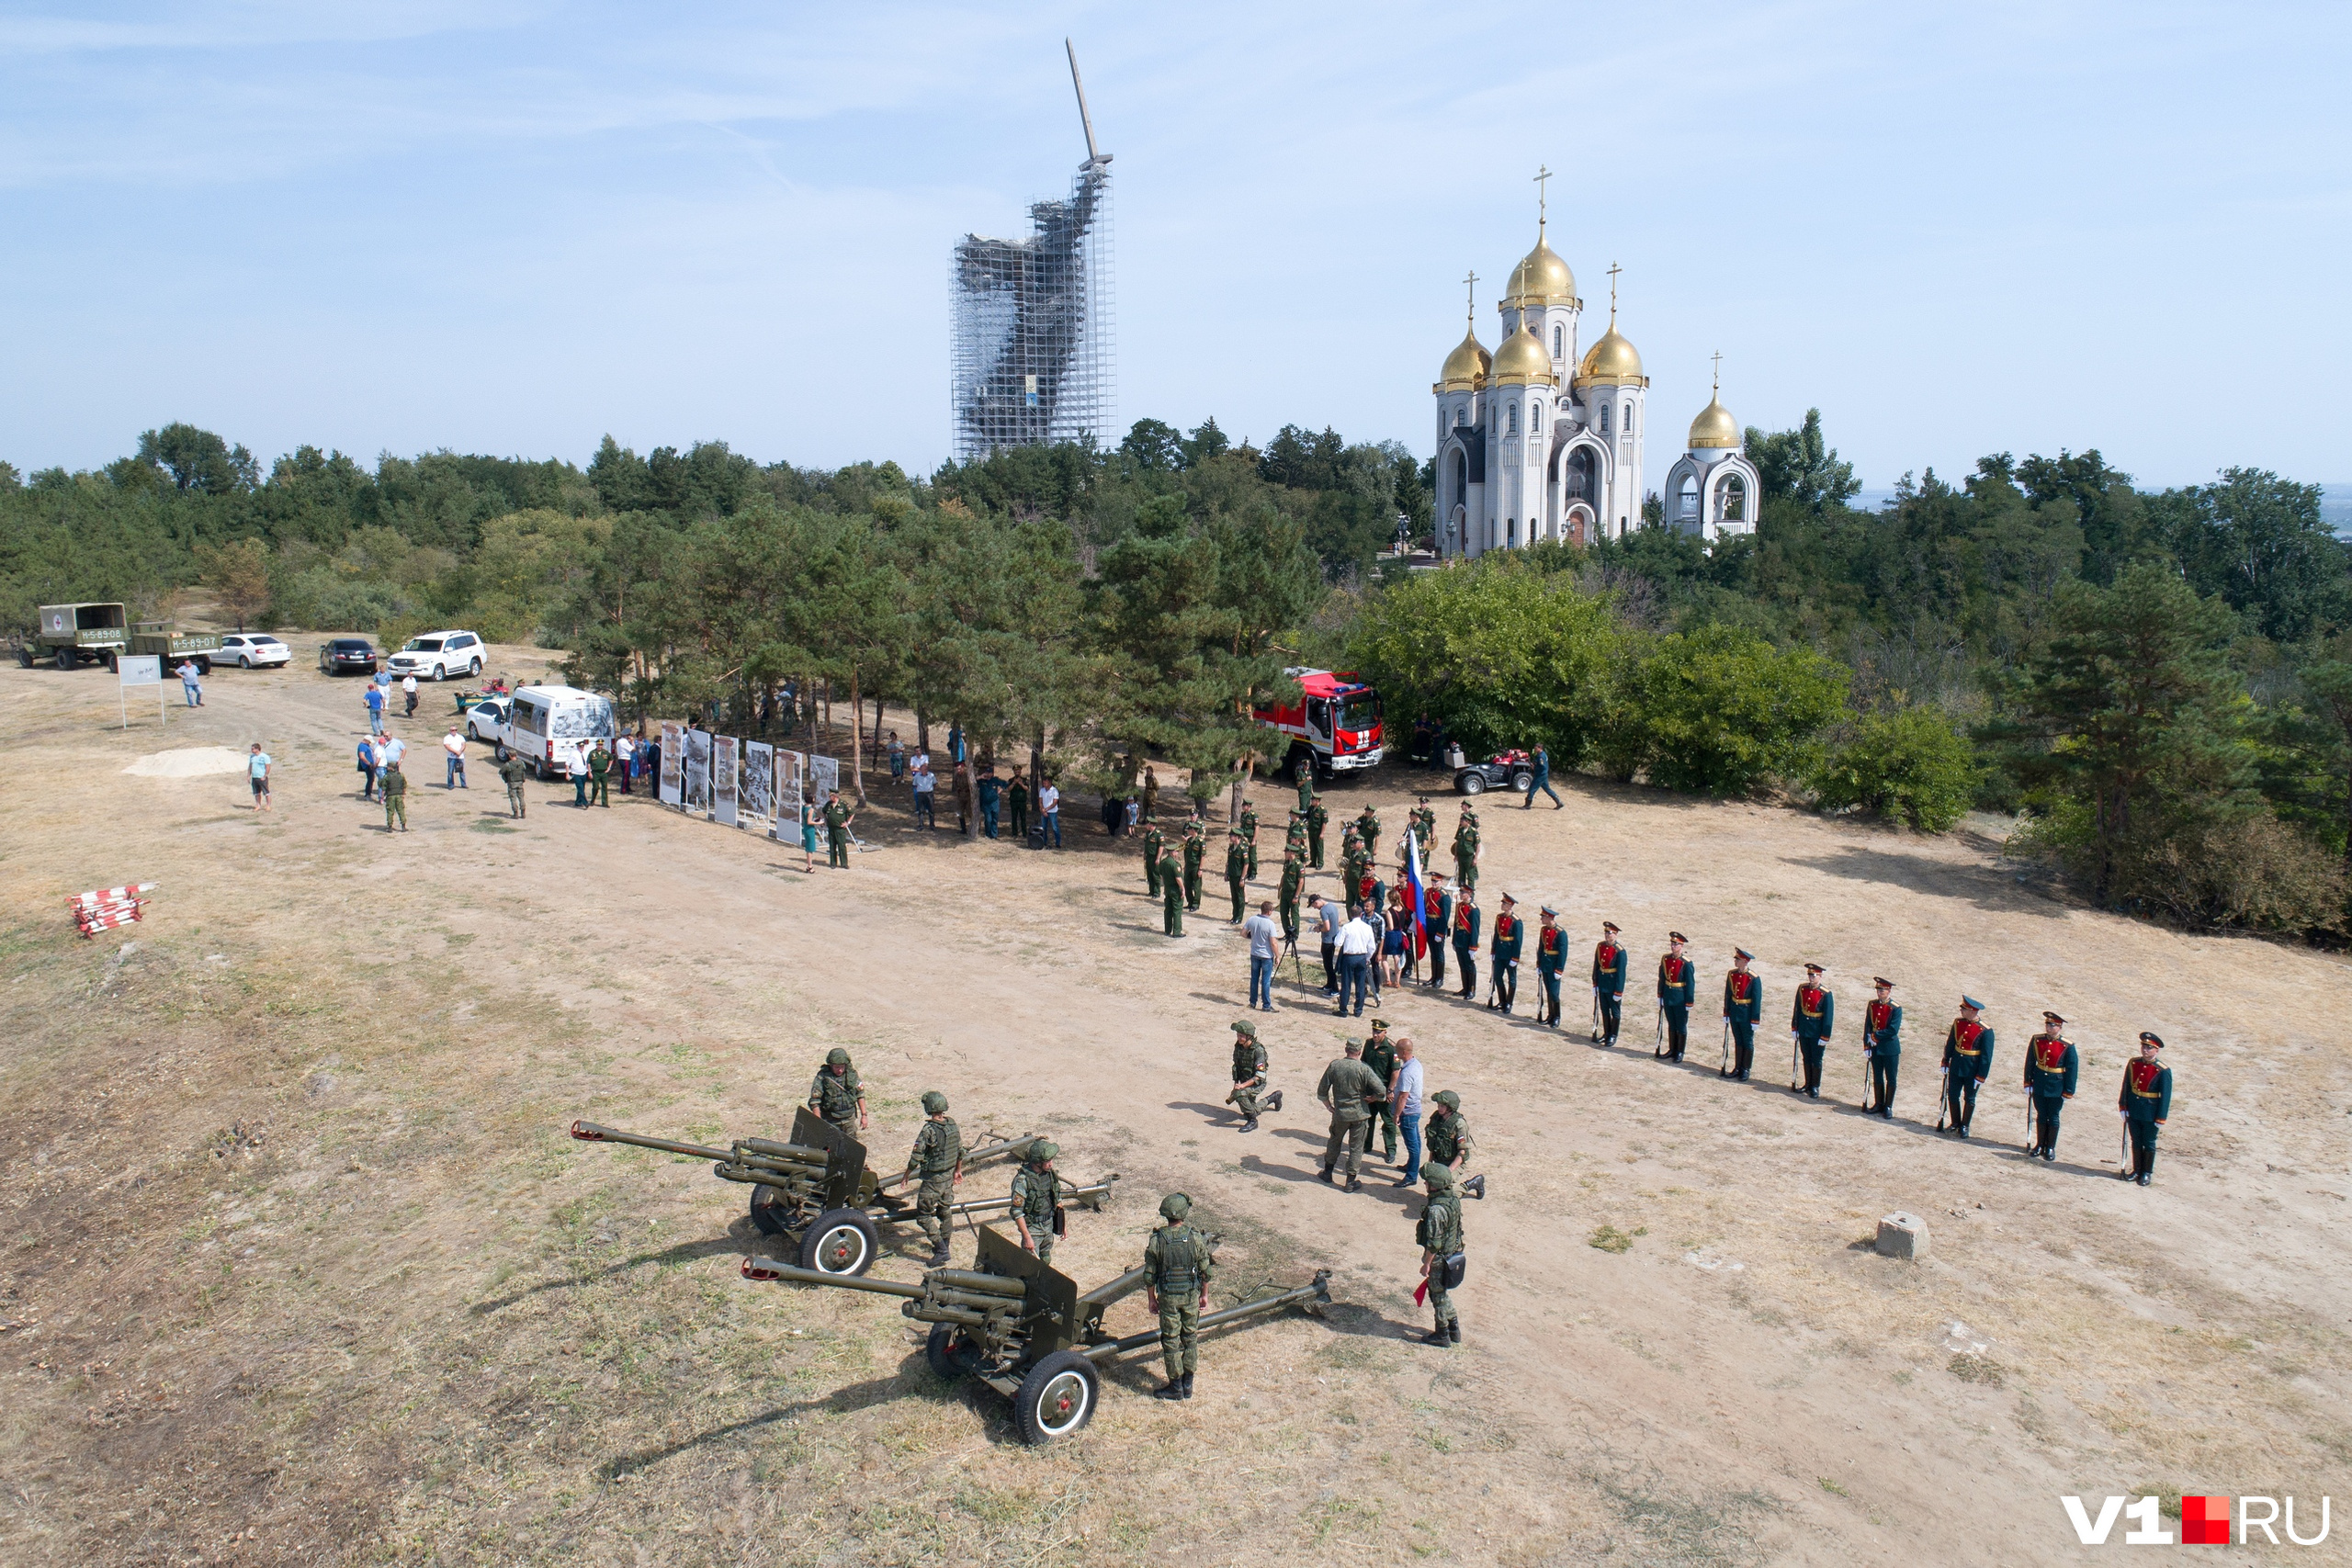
1254 668 1385 785
24 603 129 670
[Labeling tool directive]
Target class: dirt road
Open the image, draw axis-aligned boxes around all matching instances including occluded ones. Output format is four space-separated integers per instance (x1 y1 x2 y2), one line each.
1 645 2346 1566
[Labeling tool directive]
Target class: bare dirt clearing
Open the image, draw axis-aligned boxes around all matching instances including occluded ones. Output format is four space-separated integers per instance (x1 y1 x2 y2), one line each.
1 648 2346 1566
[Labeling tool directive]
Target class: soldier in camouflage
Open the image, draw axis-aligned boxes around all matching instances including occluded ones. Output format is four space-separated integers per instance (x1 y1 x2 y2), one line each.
1146 1191 1215 1400
1317 1039 1385 1192
1228 1020 1270 1132
1010 1140 1061 1265
1418 1165 1464 1346
903 1090 964 1267
808 1048 867 1134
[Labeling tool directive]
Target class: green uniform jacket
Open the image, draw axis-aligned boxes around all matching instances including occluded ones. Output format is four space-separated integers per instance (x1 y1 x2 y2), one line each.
1534 924 1568 976
906 1117 962 1178
823 798 849 835
809 1066 862 1122
1424 1110 1471 1167
1941 1021 1995 1082
1225 842 1247 881
1723 970 1762 1025
1862 1000 1903 1058
499 756 527 787
1360 1036 1397 1095
1489 911 1522 964
1183 835 1204 875
1159 853 1183 901
1417 1190 1464 1256
2023 1033 2078 1096
380 767 407 799
1450 902 1481 950
1792 985 1834 1043
2120 1059 2172 1122
1317 1057 1385 1122
1656 954 1696 1008
1589 939 1625 995
1010 1163 1057 1228
1427 888 1453 936
589 749 610 778
1240 805 1259 839
1357 809 1380 848
1231 1040 1267 1089
1145 1222 1214 1292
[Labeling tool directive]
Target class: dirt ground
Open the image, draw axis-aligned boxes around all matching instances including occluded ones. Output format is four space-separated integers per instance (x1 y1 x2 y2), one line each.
2 640 2347 1567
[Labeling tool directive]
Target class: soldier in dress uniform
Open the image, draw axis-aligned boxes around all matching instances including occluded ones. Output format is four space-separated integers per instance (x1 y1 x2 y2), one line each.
1227 1019 1272 1132
1146 1192 1214 1400
2023 1010 2079 1162
1862 977 1902 1118
1360 1021 1399 1166
1487 894 1522 1014
1182 817 1206 912
2119 1032 2171 1186
1411 798 1438 871
1450 889 1481 1000
1792 963 1834 1099
1589 921 1627 1044
1295 770 1315 815
1533 906 1569 1027
1722 948 1762 1081
1011 1140 1061 1266
808 1048 868 1134
823 793 854 869
1452 805 1480 891
1224 832 1250 922
1423 872 1453 992
903 1091 964 1267
1159 842 1184 937
1417 1166 1464 1348
1939 996 1995 1137
1142 818 1165 897
1356 803 1381 857
1296 798 1320 869
1656 932 1695 1061
1285 807 1309 863
1277 847 1304 942
1239 797 1261 877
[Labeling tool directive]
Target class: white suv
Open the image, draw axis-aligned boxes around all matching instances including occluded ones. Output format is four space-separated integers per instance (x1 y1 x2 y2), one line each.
388 630 485 682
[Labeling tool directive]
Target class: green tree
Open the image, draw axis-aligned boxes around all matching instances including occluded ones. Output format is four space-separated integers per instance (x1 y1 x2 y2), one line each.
1634 625 1849 795
2165 468 2349 642
197 536 273 630
1744 410 1858 515
1810 707 1978 830
137 423 257 494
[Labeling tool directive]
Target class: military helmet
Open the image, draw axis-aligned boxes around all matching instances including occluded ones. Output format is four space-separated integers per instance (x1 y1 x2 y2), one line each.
1432 1089 1461 1111
1159 1191 1193 1221
1028 1139 1059 1163
1424 1166 1456 1190
825 1047 851 1066
921 1090 948 1114
1232 1019 1257 1038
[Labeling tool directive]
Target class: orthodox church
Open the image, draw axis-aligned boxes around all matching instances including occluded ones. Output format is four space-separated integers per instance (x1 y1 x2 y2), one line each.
1432 184 1761 558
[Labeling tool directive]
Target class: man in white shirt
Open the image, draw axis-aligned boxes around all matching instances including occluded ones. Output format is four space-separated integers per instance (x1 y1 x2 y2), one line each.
1243 899 1282 1011
401 672 420 717
911 755 937 829
614 732 635 795
1334 906 1376 1018
1388 1037 1426 1186
442 726 468 789
1037 779 1061 849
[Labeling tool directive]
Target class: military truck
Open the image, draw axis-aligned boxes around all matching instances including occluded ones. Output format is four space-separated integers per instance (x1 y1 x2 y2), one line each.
19 603 130 670
128 622 221 674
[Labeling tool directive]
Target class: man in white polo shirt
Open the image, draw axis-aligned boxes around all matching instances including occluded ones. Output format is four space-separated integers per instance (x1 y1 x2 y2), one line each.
1334 904 1377 1018
1388 1037 1426 1186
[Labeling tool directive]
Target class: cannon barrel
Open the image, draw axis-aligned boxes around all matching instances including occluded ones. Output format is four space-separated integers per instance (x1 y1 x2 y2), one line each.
901 1302 997 1328
712 1161 817 1188
736 1136 829 1166
740 1256 925 1296
944 1178 1115 1221
1076 1266 1150 1309
927 1269 1026 1299
922 1288 1029 1314
571 1121 736 1163
1080 1270 1332 1359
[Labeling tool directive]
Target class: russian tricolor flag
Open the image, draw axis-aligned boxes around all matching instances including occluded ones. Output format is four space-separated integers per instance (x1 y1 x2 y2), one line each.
1404 828 1428 958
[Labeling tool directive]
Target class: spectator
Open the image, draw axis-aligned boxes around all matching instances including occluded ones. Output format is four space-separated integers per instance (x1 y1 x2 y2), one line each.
614 732 635 795
797 792 821 873
176 659 203 707
947 723 965 764
952 761 974 834
381 760 408 831
379 733 407 774
401 672 420 718
1124 795 1139 835
1007 768 1030 843
1388 1038 1425 1186
1384 887 1412 989
1037 776 1061 848
1363 899 1387 1007
977 766 1004 839
568 749 591 807
1243 899 1281 1012
443 727 469 789
1335 905 1376 1018
356 735 379 800
888 731 905 784
1314 894 1342 995
911 755 937 828
364 681 386 735
1100 789 1123 836
248 742 273 812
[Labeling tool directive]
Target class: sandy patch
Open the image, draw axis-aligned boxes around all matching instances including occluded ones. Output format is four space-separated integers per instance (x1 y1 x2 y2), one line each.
122 747 257 777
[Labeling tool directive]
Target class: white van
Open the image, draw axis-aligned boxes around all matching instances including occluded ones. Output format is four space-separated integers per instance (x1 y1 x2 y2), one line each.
496 684 617 777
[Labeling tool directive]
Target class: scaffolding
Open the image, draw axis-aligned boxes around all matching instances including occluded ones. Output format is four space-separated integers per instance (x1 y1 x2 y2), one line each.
949 46 1115 462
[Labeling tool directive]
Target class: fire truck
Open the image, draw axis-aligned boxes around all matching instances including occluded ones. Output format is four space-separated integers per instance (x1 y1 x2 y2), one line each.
1254 668 1385 785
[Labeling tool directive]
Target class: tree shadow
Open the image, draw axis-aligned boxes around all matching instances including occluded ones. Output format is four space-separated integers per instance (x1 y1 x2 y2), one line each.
596 1351 947 1477
467 1232 753 1314
1784 844 2066 918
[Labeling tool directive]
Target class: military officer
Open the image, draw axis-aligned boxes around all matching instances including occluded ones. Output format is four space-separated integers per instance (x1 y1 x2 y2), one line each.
2022 1010 2079 1161
822 793 854 869
903 1091 964 1267
1792 964 1834 1099
1145 1192 1214 1400
1656 932 1695 1062
1360 1021 1400 1166
1533 905 1569 1026
2119 1032 2171 1185
1010 1140 1061 1265
1224 831 1250 922
808 1047 868 1134
1589 920 1627 1043
498 750 529 818
1227 1020 1275 1132
1159 843 1185 937
1141 818 1165 897
1417 1165 1464 1347
1317 1039 1385 1192
1295 770 1315 815
1277 847 1304 942
1939 996 1995 1137
1722 948 1762 1081
1487 894 1523 1014
1423 871 1453 992
1355 803 1381 858
1452 805 1480 891
1305 795 1329 868
1411 797 1438 870
1182 817 1206 911
1239 797 1261 877
1861 977 1902 1118
1450 888 1481 1000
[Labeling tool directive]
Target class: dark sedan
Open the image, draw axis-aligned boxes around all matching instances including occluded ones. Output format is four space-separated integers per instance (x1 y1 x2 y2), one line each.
318 637 379 675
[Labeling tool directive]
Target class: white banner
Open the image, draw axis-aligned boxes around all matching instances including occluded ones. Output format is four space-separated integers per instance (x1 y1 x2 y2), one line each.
773 750 805 840
117 654 163 686
684 728 712 815
711 735 739 826
659 721 683 806
742 739 774 827
808 753 839 809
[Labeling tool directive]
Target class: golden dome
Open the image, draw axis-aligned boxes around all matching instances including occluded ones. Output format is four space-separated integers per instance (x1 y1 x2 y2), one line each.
1487 325 1555 387
1576 324 1645 388
1503 235 1577 308
1436 327 1489 391
1689 392 1741 449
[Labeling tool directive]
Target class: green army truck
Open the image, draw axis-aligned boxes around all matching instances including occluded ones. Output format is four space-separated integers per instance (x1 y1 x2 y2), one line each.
20 603 130 670
129 622 221 674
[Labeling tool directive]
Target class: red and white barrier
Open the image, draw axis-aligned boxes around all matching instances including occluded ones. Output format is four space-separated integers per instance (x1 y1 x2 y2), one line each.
72 882 155 936
73 883 156 908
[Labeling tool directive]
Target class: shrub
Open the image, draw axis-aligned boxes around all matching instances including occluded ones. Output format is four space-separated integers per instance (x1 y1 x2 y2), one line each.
2018 802 2346 933
1636 625 1850 795
1812 708 1979 831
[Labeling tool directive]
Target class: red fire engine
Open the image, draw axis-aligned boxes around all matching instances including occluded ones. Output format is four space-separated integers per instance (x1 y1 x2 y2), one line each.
1253 668 1385 785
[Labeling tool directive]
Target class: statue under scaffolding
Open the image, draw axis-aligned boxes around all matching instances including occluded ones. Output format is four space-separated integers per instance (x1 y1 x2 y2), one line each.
950 41 1115 462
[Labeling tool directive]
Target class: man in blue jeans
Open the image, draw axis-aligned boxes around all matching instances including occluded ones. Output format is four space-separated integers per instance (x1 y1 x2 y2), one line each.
1334 905 1376 1017
1523 741 1563 808
365 681 386 735
1243 899 1281 1011
977 767 1003 839
1388 1037 1425 1186
1037 779 1061 848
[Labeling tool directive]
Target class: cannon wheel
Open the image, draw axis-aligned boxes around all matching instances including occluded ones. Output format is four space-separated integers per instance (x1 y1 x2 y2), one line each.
1014 1350 1099 1445
925 1322 983 1382
747 1183 798 1237
798 1207 878 1276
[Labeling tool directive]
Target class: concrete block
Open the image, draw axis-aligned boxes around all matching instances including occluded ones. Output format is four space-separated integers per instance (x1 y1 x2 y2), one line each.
1875 1212 1928 1261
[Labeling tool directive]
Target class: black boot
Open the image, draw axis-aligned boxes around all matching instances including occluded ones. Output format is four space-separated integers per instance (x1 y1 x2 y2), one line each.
1320 1167 1334 1184
1265 1090 1283 1112
1448 1319 1461 1345
1238 1117 1258 1133
1422 1325 1450 1346
1153 1378 1184 1400
1344 1178 1363 1193
1180 1371 1194 1400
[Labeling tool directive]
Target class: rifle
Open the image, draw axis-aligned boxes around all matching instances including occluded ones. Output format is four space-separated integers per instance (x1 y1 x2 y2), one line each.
1936 1064 1950 1132
1720 1019 1733 1077
1789 1032 1802 1092
1653 1005 1666 1061
2118 1111 2130 1175
1589 987 1602 1044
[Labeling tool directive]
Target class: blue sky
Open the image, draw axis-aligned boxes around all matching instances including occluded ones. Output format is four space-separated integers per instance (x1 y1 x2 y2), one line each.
3 1 2346 495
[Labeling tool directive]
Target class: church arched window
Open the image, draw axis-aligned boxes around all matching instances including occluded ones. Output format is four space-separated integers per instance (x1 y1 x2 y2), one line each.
1531 401 1543 432
1454 404 1466 428
1507 403 1519 434
1678 475 1700 522
1720 474 1747 522
1622 403 1634 437
1552 324 1563 357
1599 403 1611 434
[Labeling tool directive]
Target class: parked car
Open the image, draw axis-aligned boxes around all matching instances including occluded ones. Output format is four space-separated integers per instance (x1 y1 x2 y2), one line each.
469 684 616 777
388 630 485 682
217 633 290 669
318 637 379 675
461 696 512 744
1453 748 1533 795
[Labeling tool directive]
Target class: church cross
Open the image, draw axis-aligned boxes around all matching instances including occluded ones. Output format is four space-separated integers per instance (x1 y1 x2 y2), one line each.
1464 270 1478 323
1532 165 1551 232
1606 261 1622 321
1711 349 1723 393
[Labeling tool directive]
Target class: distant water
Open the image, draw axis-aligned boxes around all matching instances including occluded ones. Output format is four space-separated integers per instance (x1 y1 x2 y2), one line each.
1852 484 2352 536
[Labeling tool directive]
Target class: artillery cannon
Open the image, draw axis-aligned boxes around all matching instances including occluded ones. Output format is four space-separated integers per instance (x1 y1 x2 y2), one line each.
570 1111 1116 1277
742 1224 1333 1445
